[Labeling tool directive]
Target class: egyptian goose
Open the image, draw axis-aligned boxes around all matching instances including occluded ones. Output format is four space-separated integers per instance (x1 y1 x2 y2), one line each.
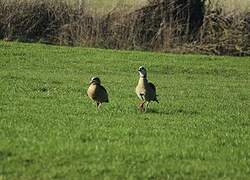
87 77 109 108
135 66 159 111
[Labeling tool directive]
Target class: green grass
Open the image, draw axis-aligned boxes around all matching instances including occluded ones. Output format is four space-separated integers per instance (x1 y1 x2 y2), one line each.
0 41 250 179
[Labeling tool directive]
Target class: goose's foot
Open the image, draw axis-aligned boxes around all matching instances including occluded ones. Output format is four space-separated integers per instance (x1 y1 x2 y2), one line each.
138 101 146 112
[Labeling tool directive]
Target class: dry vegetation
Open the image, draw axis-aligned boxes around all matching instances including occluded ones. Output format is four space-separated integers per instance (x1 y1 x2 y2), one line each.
210 0 250 12
0 0 249 56
86 0 250 13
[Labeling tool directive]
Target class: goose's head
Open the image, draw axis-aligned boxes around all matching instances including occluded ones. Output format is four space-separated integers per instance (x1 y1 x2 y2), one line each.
138 66 147 78
89 77 101 85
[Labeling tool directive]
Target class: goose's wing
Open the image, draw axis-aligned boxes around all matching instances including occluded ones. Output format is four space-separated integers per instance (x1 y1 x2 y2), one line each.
100 85 107 93
148 82 156 92
99 85 109 102
148 82 159 103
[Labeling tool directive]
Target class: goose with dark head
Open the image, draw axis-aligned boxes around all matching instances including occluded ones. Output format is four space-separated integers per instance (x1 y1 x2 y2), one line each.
87 77 109 108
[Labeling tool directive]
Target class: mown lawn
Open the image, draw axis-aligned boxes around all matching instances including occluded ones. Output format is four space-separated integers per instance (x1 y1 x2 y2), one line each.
0 41 250 179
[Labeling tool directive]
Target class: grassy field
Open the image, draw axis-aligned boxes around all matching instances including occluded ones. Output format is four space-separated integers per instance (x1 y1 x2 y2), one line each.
0 41 250 179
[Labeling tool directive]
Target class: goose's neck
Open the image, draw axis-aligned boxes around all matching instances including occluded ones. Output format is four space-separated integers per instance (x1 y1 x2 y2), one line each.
139 77 148 84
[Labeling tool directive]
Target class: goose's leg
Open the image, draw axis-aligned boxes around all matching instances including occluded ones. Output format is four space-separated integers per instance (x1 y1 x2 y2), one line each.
143 101 149 112
140 101 146 112
138 94 146 111
96 102 100 109
146 101 150 108
138 101 143 109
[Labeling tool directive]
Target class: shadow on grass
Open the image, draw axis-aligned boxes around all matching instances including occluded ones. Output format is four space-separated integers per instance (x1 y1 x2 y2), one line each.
145 108 199 116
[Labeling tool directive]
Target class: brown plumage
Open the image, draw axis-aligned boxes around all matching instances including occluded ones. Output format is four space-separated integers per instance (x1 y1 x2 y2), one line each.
135 66 158 111
87 77 109 108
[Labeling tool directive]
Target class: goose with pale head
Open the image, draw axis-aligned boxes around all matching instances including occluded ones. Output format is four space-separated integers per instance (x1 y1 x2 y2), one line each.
135 66 159 111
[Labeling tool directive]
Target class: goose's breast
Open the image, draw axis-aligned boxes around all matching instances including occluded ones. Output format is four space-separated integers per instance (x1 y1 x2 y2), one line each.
87 84 97 99
136 83 146 99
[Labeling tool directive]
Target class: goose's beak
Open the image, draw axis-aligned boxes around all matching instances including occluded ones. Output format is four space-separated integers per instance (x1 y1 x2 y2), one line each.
89 80 93 85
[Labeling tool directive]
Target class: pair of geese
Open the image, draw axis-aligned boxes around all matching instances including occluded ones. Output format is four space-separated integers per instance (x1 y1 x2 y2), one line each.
87 66 159 111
